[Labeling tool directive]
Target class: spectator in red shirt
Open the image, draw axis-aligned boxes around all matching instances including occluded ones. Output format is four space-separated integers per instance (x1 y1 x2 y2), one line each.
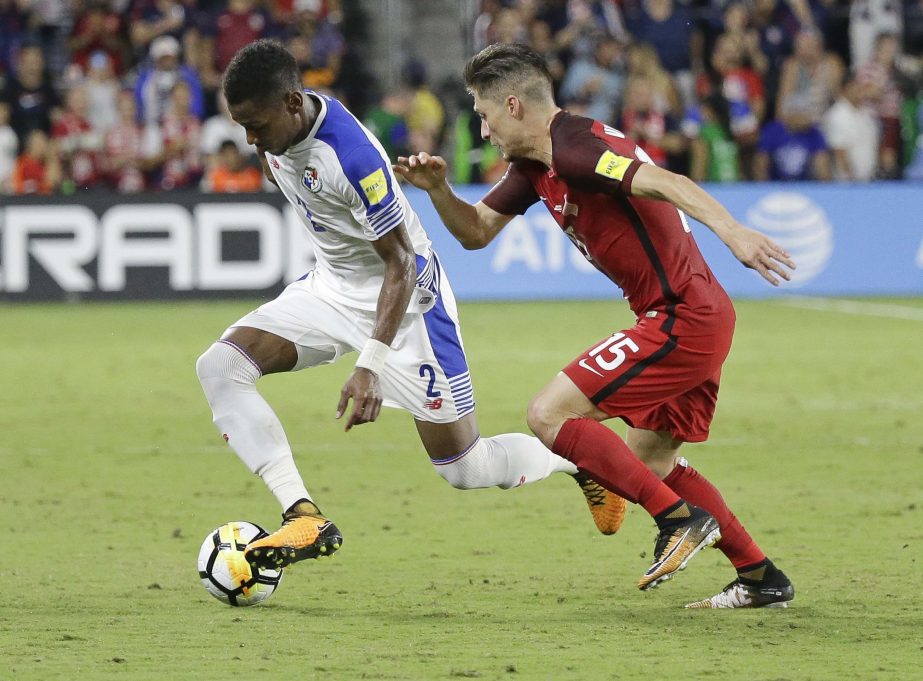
103 89 149 192
67 0 131 76
146 79 203 189
52 82 102 190
12 129 62 194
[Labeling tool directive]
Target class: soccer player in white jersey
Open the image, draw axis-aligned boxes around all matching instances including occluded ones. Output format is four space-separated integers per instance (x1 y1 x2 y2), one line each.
195 39 625 571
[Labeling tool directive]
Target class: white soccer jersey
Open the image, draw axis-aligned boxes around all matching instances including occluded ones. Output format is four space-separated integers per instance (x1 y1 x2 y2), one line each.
266 91 433 311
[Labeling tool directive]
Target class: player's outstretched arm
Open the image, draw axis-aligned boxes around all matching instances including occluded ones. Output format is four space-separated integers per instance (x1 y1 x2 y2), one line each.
393 152 513 249
629 163 796 286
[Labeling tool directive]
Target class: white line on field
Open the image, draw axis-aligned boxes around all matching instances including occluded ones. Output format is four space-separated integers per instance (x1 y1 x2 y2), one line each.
778 296 923 322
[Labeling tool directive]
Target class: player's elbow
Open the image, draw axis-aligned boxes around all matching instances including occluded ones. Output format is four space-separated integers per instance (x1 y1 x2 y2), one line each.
457 225 493 250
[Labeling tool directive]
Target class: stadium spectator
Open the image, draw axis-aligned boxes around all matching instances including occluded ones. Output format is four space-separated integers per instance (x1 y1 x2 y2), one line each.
0 0 29 80
850 0 903 69
129 0 190 57
0 100 18 191
145 79 203 189
83 50 121 136
51 82 103 191
857 32 905 178
755 99 831 180
67 0 131 77
624 42 683 118
619 76 685 169
528 19 566 93
822 71 880 182
688 93 741 182
200 88 251 162
775 29 844 123
716 1 769 77
134 34 205 125
280 1 345 91
697 33 765 179
12 129 62 194
197 0 276 93
102 88 149 192
403 59 445 155
363 89 411 162
396 42 796 608
553 0 610 64
196 39 623 577
559 34 625 124
201 138 262 192
625 0 702 106
2 43 61 143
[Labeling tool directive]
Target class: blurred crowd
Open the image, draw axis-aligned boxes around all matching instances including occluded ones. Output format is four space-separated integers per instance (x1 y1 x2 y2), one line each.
453 0 923 184
2 0 923 196
0 0 351 194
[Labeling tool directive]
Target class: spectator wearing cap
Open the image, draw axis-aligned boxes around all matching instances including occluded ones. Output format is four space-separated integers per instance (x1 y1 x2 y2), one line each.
134 34 205 125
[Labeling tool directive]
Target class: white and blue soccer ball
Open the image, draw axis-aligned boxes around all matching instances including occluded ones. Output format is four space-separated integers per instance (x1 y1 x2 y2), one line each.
197 521 283 606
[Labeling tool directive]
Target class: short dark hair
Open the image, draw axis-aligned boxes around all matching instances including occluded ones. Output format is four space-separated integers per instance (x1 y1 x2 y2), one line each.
223 39 302 106
464 43 554 103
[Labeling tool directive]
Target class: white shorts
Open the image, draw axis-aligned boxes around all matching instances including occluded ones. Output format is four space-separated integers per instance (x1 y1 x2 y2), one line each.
232 255 475 424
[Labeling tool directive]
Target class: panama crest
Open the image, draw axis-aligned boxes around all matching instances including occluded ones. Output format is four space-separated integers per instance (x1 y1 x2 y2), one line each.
302 166 323 192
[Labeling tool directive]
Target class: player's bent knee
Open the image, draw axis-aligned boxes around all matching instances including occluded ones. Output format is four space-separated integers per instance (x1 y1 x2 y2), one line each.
196 341 261 388
525 393 560 447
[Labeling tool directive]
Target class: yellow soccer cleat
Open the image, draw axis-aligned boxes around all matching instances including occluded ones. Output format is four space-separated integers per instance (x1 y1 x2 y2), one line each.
244 510 343 570
638 504 721 591
573 473 627 535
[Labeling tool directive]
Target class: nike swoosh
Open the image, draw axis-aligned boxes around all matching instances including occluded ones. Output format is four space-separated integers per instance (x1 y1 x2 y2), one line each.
578 359 603 377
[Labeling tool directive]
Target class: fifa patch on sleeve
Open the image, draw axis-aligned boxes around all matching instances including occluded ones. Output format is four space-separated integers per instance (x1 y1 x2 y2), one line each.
360 169 389 206
594 151 632 181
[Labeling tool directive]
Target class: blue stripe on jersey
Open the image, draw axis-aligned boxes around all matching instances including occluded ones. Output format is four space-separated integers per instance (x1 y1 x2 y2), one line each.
416 254 474 416
313 95 405 236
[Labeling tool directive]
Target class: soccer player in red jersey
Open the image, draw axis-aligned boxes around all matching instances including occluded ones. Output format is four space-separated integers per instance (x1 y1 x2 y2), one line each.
395 43 797 608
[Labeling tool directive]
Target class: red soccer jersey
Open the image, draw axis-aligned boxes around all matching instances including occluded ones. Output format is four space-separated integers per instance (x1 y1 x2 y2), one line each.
483 111 732 333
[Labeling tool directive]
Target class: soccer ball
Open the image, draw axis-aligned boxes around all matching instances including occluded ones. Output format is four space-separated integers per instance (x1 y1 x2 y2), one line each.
197 521 283 606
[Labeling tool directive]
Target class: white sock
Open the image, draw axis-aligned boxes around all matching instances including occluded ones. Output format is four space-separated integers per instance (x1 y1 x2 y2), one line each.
433 433 578 490
196 341 312 511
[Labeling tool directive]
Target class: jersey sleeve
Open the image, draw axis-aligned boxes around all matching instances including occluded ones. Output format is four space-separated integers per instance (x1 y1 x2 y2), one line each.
552 123 644 196
338 143 405 239
481 162 540 215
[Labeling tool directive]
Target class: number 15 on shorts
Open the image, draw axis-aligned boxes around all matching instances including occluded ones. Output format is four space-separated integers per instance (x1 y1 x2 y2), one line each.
578 333 640 376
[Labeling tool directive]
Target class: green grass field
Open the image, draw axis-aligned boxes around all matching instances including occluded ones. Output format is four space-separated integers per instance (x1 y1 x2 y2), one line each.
2 298 921 681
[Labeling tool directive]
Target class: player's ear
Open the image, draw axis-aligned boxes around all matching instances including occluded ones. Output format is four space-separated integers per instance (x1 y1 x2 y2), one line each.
285 89 304 113
507 95 523 119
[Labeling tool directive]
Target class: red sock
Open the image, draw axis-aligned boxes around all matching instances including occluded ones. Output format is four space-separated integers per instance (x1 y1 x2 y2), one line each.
663 462 765 569
552 418 680 517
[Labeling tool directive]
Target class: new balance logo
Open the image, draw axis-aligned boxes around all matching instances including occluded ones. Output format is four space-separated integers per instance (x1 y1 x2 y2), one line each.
424 398 443 410
270 158 280 169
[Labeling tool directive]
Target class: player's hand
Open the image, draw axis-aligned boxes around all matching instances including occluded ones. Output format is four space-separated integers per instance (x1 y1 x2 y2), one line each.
727 226 796 286
335 368 383 431
392 152 448 191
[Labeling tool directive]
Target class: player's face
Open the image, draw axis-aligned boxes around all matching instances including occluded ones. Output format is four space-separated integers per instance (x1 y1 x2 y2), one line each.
473 90 522 161
228 93 301 157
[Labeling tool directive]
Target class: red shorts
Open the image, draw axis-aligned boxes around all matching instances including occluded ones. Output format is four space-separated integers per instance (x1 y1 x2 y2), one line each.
562 307 735 442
